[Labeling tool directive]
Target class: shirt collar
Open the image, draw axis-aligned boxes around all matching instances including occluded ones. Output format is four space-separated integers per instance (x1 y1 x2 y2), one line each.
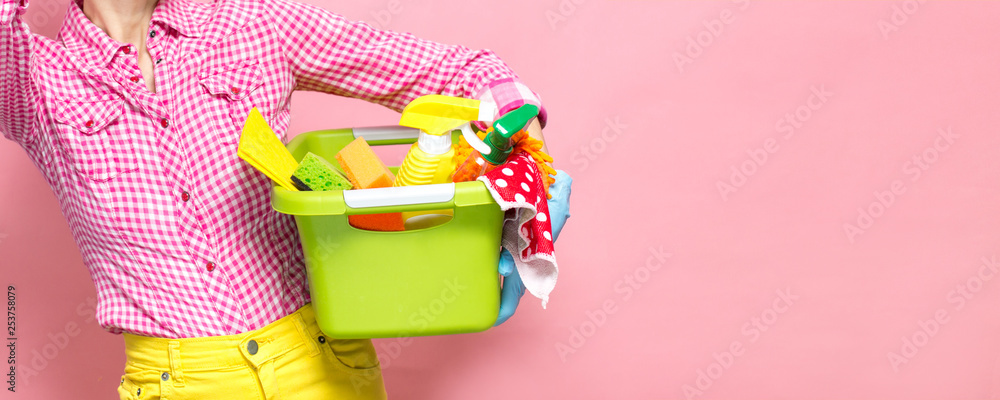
150 0 203 39
59 0 202 67
59 0 123 67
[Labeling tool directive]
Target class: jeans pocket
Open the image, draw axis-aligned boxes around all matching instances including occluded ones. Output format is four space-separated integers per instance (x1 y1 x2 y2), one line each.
315 336 386 399
119 365 165 400
117 375 134 400
320 337 382 374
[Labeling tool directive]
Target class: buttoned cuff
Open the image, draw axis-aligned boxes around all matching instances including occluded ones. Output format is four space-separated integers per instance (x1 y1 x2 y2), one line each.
474 78 548 130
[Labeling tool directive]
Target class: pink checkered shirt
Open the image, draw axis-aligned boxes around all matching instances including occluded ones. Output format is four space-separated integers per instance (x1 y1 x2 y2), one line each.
0 0 545 338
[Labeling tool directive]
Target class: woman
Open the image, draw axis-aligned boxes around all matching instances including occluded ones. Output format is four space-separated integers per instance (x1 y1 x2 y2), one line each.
0 0 570 397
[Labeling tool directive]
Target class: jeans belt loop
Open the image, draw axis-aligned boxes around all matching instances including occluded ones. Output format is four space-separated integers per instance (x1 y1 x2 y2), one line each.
167 341 186 387
292 313 321 357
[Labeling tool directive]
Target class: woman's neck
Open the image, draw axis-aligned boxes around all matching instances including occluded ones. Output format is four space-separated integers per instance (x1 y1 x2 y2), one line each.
81 0 158 45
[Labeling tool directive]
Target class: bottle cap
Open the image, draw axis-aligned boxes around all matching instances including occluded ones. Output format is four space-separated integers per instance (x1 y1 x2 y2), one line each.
417 131 453 155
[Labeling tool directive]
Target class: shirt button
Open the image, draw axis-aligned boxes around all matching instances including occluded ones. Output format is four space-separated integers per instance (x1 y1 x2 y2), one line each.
247 340 258 355
181 191 190 202
84 120 94 128
160 118 169 128
206 262 216 272
121 46 131 54
129 76 140 83
230 87 240 95
149 30 157 38
156 58 163 65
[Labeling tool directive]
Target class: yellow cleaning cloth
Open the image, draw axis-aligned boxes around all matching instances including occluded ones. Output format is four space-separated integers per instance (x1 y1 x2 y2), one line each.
238 108 299 191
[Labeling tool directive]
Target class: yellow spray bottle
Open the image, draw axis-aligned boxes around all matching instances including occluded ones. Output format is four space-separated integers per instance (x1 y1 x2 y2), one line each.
395 95 496 228
395 95 497 187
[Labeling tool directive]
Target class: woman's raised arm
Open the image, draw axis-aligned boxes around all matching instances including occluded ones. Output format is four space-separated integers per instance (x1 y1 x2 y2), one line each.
0 0 38 147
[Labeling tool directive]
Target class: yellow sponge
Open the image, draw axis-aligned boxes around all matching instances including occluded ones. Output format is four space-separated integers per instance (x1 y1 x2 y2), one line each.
335 137 404 232
336 137 396 189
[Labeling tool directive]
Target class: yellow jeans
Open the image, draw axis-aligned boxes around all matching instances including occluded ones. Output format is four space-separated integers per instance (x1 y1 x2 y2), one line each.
118 303 387 400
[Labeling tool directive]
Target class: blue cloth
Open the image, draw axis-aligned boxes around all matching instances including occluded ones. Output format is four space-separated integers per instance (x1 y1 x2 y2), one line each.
495 170 572 326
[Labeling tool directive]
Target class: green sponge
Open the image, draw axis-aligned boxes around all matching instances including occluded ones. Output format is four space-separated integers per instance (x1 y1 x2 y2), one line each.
291 152 354 191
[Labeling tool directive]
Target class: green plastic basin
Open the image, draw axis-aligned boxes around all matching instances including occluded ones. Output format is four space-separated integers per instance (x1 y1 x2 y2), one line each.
271 127 503 338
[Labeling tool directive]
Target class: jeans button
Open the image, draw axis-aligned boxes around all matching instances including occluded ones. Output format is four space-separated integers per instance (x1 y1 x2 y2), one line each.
247 339 258 355
318 335 326 344
161 372 169 381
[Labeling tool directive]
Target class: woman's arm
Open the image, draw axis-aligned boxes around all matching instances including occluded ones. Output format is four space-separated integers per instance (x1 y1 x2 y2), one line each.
267 0 547 129
526 119 548 154
0 0 38 146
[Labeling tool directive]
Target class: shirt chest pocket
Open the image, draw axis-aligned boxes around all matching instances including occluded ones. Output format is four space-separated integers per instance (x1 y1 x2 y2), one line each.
199 61 265 144
52 96 138 182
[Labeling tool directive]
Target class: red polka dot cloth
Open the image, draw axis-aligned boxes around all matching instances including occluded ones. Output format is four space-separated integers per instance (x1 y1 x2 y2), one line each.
478 153 558 308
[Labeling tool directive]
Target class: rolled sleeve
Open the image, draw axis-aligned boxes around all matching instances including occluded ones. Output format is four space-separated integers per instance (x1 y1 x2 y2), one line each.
1 0 38 147
475 78 547 129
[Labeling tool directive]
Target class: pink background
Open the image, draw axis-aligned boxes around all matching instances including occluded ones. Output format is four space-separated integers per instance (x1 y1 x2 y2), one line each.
3 0 1000 398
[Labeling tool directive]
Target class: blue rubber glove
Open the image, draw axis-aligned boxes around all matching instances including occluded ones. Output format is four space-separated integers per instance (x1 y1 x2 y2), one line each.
495 170 573 326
